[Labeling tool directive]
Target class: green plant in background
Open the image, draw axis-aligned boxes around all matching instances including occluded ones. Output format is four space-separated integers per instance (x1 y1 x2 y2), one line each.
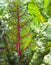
28 18 51 65
0 3 11 65
27 0 51 65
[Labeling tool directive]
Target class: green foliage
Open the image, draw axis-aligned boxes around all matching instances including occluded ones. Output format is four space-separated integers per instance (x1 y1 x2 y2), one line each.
47 0 51 17
0 0 51 65
28 1 46 24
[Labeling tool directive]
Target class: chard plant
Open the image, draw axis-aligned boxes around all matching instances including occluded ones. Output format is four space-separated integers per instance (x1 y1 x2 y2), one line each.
2 0 33 65
6 0 33 54
0 0 51 65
